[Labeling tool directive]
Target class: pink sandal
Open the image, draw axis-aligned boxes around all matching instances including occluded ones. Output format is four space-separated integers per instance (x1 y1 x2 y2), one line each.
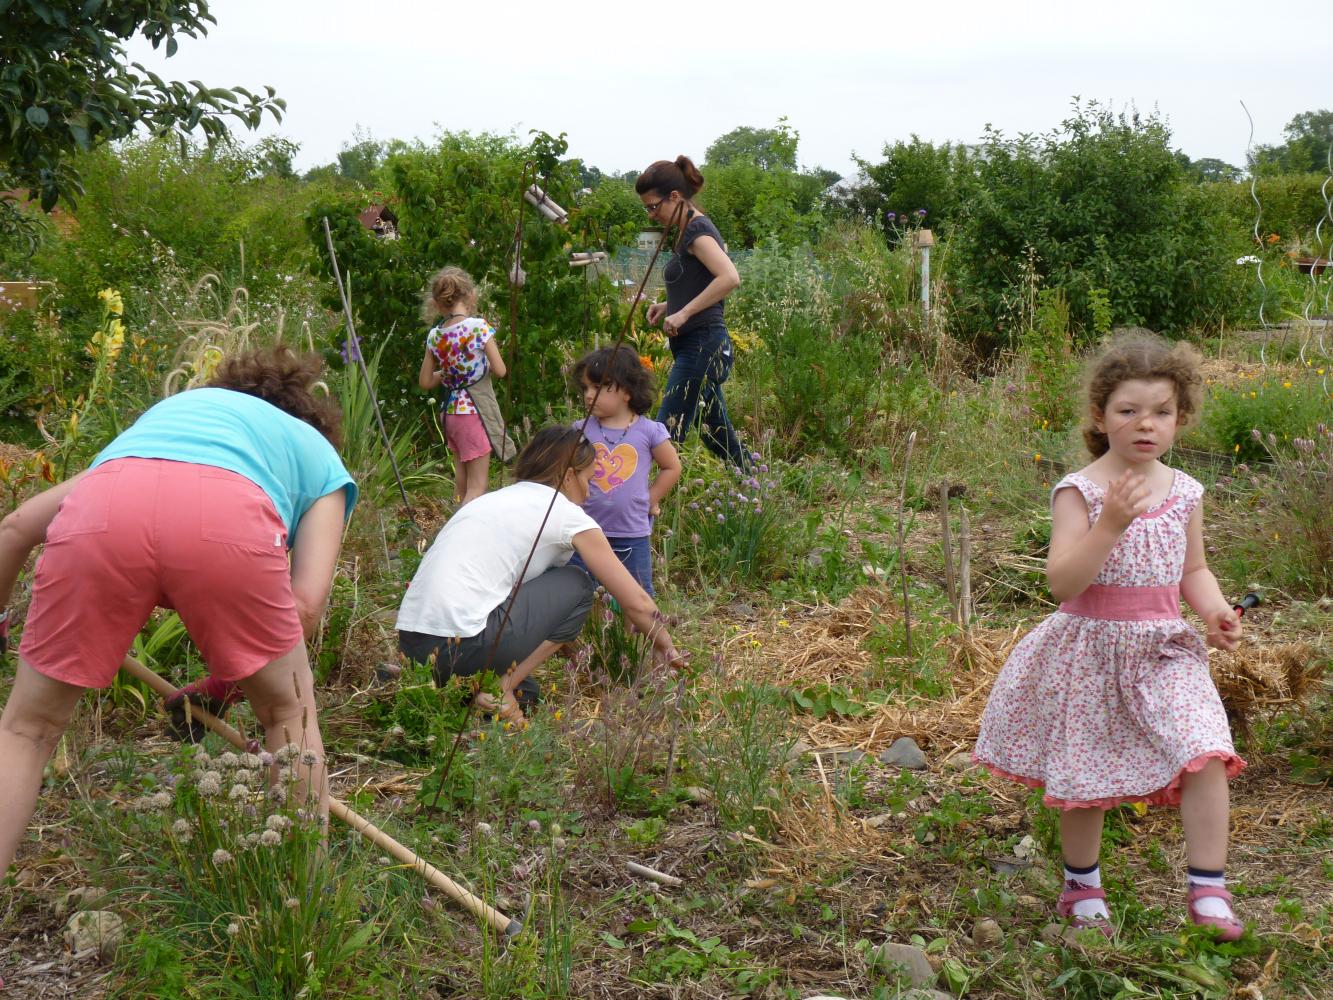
1187 886 1244 941
1056 886 1114 938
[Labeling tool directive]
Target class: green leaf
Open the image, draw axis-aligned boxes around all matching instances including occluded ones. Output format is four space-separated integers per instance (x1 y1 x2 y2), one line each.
25 106 50 128
600 932 626 949
625 918 659 935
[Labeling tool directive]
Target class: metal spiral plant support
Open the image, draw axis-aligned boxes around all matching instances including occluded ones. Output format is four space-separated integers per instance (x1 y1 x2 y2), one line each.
1240 102 1271 367
1318 144 1333 394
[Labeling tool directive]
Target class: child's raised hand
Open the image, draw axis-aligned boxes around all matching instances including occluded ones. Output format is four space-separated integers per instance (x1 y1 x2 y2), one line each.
646 302 667 327
1204 606 1242 651
1100 470 1151 532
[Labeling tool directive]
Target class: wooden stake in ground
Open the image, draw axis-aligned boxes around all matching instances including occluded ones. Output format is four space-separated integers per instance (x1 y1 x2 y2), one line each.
939 482 956 624
895 431 918 656
118 655 521 938
958 506 973 633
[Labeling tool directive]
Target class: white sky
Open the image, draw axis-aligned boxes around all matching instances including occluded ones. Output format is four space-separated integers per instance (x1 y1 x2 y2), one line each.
127 0 1327 178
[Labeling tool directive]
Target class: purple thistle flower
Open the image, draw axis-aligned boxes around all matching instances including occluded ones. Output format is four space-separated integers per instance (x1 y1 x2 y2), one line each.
916 208 928 218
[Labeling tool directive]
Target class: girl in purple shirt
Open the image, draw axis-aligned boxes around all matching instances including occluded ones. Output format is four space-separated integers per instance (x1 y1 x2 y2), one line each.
571 347 681 595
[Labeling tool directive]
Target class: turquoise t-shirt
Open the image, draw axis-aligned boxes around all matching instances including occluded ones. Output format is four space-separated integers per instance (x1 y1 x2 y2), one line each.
91 388 357 545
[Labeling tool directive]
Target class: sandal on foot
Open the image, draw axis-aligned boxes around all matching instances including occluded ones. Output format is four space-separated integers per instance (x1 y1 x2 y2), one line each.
1187 886 1244 941
1056 886 1114 938
165 676 245 741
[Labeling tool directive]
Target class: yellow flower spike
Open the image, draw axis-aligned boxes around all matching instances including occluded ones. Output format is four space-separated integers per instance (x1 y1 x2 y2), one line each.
1234 444 1240 453
478 731 486 742
1283 381 1292 389
777 619 789 628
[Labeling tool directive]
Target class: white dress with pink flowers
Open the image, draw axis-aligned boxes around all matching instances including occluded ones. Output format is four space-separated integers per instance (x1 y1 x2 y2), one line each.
973 470 1244 809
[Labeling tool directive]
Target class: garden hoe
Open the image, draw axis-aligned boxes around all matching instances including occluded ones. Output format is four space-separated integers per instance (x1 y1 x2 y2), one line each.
118 654 522 939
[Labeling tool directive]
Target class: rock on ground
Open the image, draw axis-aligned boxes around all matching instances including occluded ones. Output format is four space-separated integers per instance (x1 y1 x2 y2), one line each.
879 737 928 770
867 941 935 986
64 910 124 962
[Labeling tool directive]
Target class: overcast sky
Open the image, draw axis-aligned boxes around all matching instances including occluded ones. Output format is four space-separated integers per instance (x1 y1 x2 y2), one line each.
128 0 1327 178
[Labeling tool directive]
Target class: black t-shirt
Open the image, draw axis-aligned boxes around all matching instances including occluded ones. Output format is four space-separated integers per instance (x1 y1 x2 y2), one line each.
664 215 727 339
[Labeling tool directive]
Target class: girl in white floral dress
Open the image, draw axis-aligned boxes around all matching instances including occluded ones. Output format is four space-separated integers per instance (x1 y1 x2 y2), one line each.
974 333 1246 940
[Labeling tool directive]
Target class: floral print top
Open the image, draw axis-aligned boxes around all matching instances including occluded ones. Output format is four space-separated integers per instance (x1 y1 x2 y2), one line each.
426 317 494 415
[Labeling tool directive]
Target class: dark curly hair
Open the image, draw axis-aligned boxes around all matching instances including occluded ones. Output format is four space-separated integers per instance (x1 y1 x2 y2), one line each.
515 425 596 489
571 346 657 416
208 345 343 448
1082 332 1203 457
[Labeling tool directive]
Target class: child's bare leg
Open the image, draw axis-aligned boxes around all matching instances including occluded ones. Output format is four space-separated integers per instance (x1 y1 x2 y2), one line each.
1179 758 1240 925
459 456 490 506
1179 758 1228 869
451 452 466 504
1060 807 1105 867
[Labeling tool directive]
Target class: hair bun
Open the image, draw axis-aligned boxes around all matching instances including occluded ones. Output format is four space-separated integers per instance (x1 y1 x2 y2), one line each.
674 155 704 193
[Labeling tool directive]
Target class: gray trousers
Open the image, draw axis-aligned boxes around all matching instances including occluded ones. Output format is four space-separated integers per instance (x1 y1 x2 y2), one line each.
398 565 595 708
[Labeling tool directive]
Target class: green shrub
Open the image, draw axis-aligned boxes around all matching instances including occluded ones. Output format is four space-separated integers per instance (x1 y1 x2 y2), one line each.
950 100 1250 344
1201 373 1331 461
306 131 633 428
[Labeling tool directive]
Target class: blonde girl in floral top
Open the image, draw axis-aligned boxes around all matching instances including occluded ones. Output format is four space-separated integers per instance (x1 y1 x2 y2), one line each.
419 267 507 505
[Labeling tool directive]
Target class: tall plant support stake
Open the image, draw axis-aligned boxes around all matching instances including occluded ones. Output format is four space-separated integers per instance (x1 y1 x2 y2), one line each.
118 654 520 937
939 482 956 624
321 216 417 529
895 430 918 656
958 506 973 633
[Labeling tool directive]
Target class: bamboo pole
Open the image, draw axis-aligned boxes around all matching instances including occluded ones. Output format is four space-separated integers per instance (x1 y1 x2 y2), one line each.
118 655 521 937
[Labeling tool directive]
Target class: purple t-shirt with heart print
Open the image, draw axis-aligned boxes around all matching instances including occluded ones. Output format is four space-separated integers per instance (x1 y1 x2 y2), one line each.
573 415 670 537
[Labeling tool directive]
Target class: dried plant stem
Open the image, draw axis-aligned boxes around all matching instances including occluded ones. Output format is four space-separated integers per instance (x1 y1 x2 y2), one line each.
959 506 973 632
896 430 918 656
939 482 956 624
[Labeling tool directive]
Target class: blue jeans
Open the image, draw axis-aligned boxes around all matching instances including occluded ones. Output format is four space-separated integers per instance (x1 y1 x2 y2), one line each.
656 323 750 472
569 535 654 595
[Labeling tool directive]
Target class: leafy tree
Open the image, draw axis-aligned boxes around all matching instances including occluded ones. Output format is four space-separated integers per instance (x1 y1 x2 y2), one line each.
1251 109 1333 175
0 0 285 240
841 136 970 239
705 121 799 172
1178 154 1242 183
306 131 633 425
950 101 1249 344
698 120 825 248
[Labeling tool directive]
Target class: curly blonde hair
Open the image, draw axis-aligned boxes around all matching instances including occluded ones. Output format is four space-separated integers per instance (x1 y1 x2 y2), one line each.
1082 332 1203 457
420 266 477 324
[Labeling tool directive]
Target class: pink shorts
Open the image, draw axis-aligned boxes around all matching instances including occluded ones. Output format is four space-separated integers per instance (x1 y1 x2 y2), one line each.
20 458 304 689
443 411 492 463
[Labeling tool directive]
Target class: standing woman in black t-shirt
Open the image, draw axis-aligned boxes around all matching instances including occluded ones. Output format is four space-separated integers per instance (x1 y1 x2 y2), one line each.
636 156 750 471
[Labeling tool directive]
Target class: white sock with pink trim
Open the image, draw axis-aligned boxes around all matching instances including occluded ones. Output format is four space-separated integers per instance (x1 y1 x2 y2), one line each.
1064 862 1110 920
1188 867 1235 919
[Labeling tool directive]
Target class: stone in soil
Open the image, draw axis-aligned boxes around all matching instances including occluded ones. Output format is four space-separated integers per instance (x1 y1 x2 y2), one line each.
64 910 125 962
878 737 928 770
867 941 934 987
971 917 1004 948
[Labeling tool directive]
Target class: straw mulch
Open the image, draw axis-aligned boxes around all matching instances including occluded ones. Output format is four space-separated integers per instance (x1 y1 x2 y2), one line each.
1209 640 1327 740
714 586 1328 760
713 586 1020 759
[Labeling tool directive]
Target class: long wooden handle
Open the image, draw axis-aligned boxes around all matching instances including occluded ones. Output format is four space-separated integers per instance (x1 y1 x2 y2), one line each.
119 655 521 937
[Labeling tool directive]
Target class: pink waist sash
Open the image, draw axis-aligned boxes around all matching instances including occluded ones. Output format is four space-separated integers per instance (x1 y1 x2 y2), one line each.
1059 584 1181 621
